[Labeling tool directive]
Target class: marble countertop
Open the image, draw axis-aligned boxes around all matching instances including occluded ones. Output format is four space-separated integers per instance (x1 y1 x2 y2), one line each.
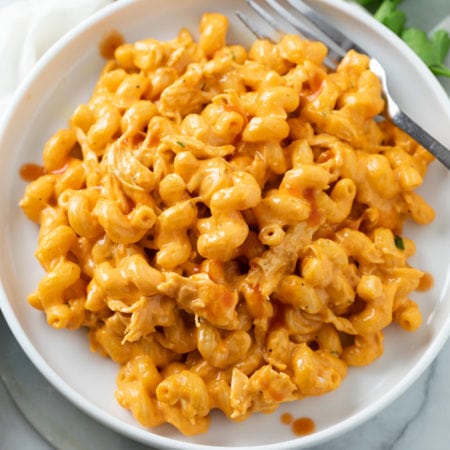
1 1 450 449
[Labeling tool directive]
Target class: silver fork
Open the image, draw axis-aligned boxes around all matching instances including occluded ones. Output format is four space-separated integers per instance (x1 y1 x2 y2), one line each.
236 0 450 170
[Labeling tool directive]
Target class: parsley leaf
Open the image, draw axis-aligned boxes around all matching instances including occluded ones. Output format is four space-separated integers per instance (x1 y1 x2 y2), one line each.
374 0 406 35
401 28 450 77
354 0 383 13
353 0 450 78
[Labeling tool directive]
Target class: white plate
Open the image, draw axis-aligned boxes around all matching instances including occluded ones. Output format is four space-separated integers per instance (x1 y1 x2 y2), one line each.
1 0 450 449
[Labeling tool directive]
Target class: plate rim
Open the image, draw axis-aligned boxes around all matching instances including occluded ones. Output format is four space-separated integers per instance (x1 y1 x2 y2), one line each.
0 0 450 449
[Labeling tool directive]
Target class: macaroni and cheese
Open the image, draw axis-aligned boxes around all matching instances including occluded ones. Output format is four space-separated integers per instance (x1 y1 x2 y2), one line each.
20 12 435 435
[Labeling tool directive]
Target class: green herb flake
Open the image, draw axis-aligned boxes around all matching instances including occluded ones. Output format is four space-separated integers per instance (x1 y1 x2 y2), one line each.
176 141 186 148
394 235 405 250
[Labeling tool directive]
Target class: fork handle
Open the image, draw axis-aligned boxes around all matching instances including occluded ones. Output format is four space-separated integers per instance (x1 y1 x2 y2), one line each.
392 111 450 170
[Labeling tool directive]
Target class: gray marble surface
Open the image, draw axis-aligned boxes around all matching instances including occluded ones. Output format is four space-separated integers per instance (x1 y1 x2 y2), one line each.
1 1 450 449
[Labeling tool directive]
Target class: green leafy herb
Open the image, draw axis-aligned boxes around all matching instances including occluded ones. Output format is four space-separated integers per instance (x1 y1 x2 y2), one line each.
374 0 406 35
394 235 405 250
355 0 380 4
176 141 186 148
401 28 450 77
353 0 450 78
354 0 382 13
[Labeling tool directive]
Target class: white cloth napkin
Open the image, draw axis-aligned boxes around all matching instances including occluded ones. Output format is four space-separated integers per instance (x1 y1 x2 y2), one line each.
0 0 113 116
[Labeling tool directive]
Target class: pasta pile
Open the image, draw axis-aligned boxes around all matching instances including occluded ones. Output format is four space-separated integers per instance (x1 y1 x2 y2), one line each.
20 13 435 435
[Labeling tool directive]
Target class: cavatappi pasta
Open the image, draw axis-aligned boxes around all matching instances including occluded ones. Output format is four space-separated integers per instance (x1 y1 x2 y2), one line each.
20 12 435 435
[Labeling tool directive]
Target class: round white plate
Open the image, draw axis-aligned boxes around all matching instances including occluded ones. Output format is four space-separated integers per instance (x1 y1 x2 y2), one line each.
1 0 450 449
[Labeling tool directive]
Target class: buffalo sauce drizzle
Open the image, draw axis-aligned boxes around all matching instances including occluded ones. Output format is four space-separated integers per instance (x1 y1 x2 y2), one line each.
19 163 45 182
99 29 125 60
19 162 70 182
280 412 316 436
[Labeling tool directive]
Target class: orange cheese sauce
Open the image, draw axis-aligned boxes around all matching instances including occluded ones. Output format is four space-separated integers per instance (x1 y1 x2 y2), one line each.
99 29 125 59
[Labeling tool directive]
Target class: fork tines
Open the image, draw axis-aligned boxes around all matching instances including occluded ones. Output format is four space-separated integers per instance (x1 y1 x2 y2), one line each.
238 0 364 64
237 0 450 169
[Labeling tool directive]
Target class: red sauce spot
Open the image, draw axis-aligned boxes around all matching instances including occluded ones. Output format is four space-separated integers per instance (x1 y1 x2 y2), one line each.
19 163 45 182
292 417 315 436
305 77 325 102
281 412 293 425
281 412 316 436
99 29 125 60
